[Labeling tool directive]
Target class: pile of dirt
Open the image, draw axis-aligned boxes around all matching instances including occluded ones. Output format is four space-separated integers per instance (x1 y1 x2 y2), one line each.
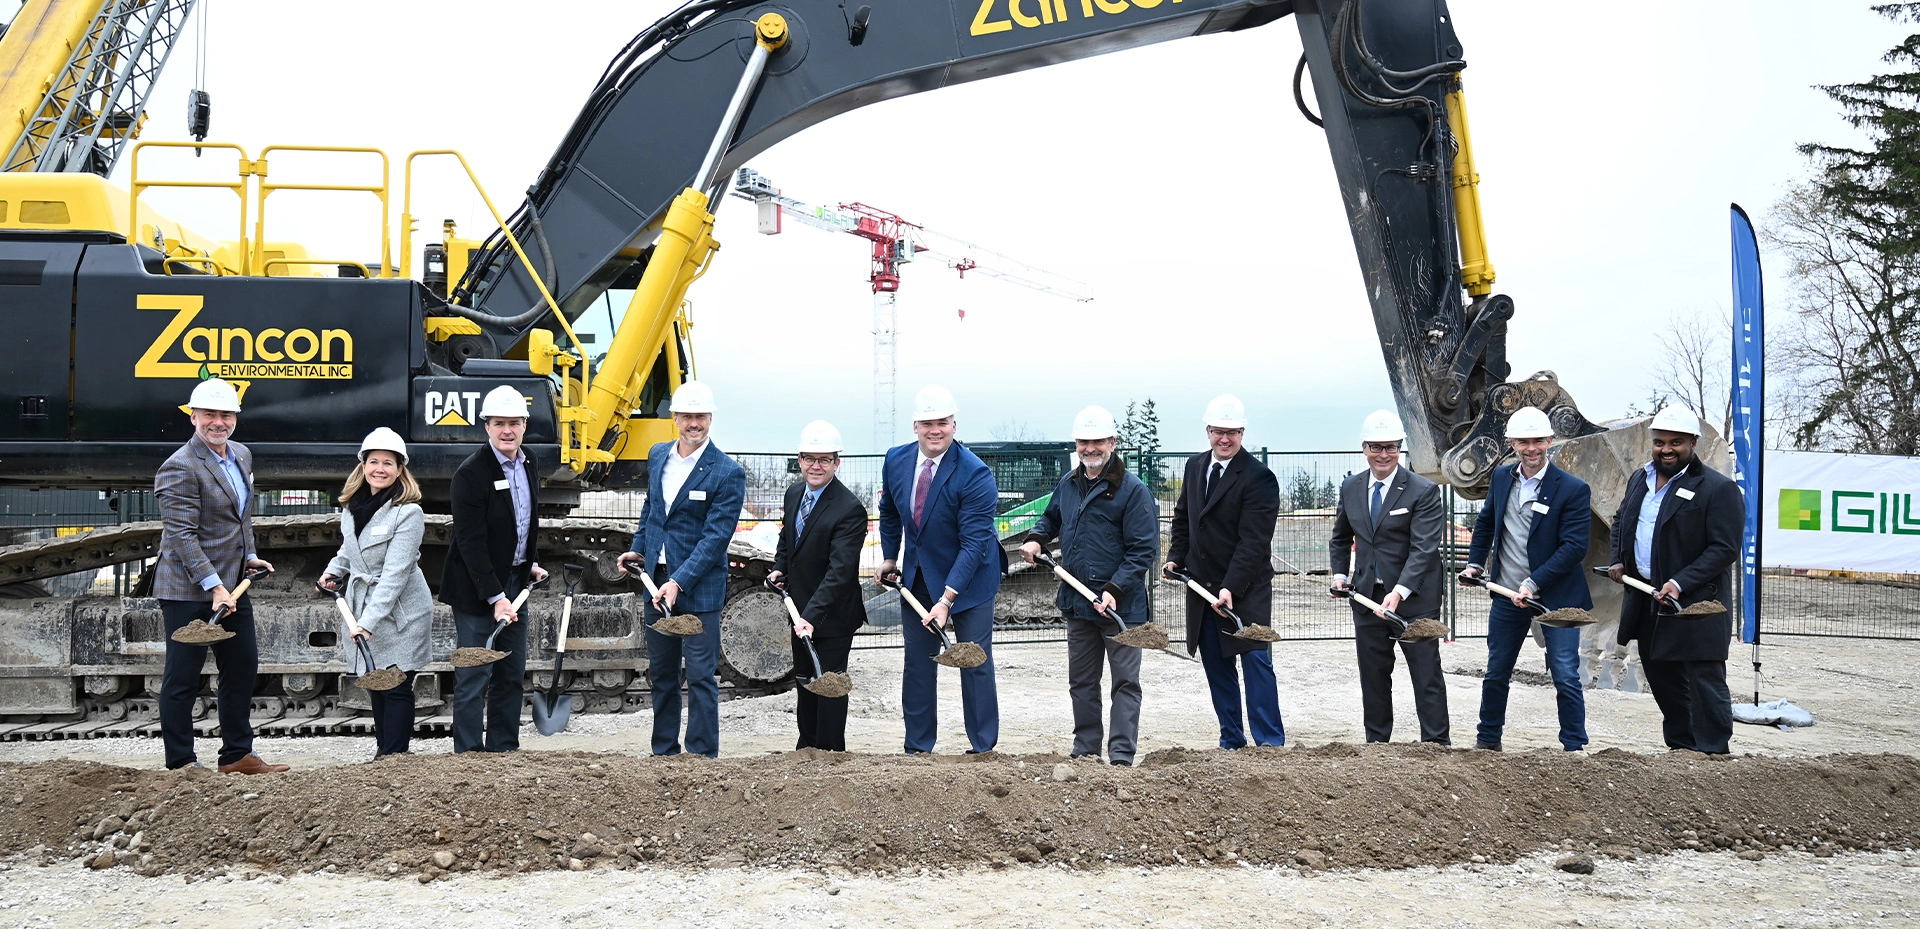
4 746 1917 880
1400 619 1449 641
651 614 704 637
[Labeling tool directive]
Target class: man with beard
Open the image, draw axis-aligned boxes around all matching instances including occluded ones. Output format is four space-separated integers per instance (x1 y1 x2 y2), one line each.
1460 406 1592 752
1607 406 1743 754
1020 406 1159 766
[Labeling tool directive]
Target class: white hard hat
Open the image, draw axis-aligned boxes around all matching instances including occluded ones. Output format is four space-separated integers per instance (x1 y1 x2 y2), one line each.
359 426 408 464
797 420 843 454
1071 405 1118 441
669 380 716 414
1203 394 1247 429
478 385 529 420
1360 409 1406 443
1649 405 1701 436
1505 406 1555 440
187 378 241 412
912 384 958 421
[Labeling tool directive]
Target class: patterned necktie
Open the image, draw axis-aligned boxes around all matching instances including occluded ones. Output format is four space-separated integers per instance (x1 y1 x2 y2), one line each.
796 489 815 537
913 459 936 528
1370 480 1385 526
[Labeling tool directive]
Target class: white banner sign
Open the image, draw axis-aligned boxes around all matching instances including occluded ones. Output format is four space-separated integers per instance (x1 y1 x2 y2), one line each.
1764 450 1920 573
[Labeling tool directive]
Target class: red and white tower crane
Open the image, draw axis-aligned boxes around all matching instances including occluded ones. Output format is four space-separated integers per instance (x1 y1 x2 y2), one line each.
732 168 1092 450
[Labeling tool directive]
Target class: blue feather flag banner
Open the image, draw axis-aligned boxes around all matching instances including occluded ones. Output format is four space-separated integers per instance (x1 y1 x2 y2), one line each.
1730 204 1765 644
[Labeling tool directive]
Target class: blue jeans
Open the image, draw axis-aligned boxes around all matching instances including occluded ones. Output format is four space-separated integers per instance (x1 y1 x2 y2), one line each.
1195 614 1285 749
453 607 526 753
1478 599 1586 750
900 581 998 753
644 593 722 758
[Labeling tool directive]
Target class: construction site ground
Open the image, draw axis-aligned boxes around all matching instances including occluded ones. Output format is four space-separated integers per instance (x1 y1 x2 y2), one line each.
3 630 1919 928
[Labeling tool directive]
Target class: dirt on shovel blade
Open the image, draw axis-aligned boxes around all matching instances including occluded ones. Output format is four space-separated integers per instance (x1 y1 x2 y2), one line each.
1231 623 1281 643
1537 608 1597 627
356 667 407 692
803 671 853 698
449 647 507 668
1676 599 1728 616
934 641 987 668
170 620 233 645
650 614 705 637
1400 618 1450 641
1113 622 1170 650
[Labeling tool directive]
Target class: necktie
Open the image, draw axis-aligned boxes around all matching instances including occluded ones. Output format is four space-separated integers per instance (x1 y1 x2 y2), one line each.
796 489 815 537
1207 462 1225 499
913 459 935 528
1370 480 1385 526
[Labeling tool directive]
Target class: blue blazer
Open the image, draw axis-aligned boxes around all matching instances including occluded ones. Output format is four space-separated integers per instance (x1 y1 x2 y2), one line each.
878 441 1005 612
1466 461 1593 610
629 441 746 613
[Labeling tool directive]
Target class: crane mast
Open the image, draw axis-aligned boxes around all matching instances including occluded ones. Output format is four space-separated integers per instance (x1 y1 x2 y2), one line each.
732 168 1092 449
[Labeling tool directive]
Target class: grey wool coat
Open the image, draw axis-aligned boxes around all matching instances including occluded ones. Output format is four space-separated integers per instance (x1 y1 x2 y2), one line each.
325 501 433 672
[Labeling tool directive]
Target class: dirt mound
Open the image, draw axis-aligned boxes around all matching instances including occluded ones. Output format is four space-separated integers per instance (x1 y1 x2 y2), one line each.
1113 622 1170 650
802 672 852 698
1400 619 1449 641
170 620 233 645
651 614 704 637
356 668 407 692
1677 599 1727 616
447 648 505 668
5 747 1918 880
933 642 986 668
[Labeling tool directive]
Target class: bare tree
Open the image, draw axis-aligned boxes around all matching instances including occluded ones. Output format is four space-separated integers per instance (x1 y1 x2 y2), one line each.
1650 307 1731 432
1766 185 1920 454
988 419 1042 441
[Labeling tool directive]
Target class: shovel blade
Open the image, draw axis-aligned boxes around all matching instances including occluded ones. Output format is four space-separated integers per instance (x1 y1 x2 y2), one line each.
529 691 573 735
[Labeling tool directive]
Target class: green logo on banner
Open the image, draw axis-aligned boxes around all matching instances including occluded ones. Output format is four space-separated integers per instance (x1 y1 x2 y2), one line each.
1778 488 1821 531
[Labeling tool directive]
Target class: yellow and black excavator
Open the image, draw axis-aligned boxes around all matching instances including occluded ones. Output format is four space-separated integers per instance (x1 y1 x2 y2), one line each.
0 0 1685 728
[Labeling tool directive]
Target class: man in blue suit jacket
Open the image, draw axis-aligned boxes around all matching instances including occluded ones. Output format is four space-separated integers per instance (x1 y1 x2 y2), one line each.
1460 406 1594 752
617 381 745 758
877 385 1005 753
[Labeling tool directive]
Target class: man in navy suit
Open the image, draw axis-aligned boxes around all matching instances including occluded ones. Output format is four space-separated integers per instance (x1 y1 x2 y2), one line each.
877 384 1005 753
617 380 745 758
1459 406 1594 752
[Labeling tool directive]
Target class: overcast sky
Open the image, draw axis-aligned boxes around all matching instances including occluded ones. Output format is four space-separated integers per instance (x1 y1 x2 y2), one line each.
116 0 1906 455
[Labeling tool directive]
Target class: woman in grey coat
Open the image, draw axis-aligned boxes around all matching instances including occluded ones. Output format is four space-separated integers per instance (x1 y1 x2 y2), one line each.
321 427 433 757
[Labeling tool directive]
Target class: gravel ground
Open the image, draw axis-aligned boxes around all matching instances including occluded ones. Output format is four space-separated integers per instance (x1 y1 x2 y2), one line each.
2 633 1917 926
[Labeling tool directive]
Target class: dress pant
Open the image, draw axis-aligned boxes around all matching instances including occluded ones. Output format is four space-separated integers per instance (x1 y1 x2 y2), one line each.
453 594 527 753
1641 657 1733 754
1477 599 1586 750
793 633 854 751
644 565 722 758
159 597 259 769
1066 612 1142 763
1194 613 1285 749
900 578 998 753
369 671 417 757
1350 597 1450 744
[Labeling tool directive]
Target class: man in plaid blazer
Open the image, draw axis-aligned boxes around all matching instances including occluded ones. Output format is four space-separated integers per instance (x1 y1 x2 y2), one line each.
152 379 287 774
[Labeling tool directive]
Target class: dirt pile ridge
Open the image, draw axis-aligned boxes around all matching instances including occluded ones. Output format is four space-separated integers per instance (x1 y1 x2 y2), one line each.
3 745 1918 880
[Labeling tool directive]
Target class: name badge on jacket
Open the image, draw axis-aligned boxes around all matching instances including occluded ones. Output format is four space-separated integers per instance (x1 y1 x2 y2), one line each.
1388 507 1409 517
494 479 510 490
372 525 390 536
690 490 708 501
1531 501 1550 514
1675 487 1696 501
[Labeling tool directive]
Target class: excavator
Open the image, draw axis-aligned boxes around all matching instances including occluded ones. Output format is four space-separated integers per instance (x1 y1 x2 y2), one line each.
0 0 1690 732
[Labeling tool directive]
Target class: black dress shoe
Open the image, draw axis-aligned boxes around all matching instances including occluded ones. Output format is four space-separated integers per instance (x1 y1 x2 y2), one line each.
1472 741 1503 752
1110 759 1131 767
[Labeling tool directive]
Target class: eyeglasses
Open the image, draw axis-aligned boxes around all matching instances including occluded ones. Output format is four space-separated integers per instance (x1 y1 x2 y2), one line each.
797 454 837 466
1363 443 1402 454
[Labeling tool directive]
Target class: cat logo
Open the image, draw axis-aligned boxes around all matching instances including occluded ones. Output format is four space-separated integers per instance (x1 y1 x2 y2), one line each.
423 390 484 427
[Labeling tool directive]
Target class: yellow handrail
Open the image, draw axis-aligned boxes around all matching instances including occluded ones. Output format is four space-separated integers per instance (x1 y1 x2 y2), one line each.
402 149 590 468
128 141 255 266
161 256 223 275
254 145 391 277
262 258 371 277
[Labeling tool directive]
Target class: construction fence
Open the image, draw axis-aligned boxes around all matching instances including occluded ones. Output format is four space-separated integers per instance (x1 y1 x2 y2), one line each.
4 450 1915 641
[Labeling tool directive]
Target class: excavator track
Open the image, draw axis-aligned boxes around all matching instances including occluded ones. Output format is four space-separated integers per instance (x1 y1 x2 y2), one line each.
0 515 795 738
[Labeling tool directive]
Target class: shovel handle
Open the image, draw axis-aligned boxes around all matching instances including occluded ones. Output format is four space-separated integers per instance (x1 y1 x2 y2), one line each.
1036 554 1124 628
212 568 268 622
1167 568 1248 629
1460 572 1548 614
1589 565 1678 612
886 581 956 645
1333 587 1407 626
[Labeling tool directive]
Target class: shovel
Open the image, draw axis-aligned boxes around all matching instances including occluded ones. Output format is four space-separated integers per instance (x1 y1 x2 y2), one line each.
319 582 404 691
1328 585 1449 642
530 563 585 735
1163 567 1279 642
1033 552 1168 650
624 563 705 637
879 576 986 669
771 580 853 698
449 575 545 667
1589 565 1724 617
171 567 271 644
1458 572 1596 627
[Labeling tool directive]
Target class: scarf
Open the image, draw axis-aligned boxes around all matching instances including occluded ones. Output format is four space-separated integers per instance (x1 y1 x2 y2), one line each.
347 483 398 539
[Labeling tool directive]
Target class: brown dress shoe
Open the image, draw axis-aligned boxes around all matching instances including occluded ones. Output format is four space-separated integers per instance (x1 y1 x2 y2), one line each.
217 754 290 775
